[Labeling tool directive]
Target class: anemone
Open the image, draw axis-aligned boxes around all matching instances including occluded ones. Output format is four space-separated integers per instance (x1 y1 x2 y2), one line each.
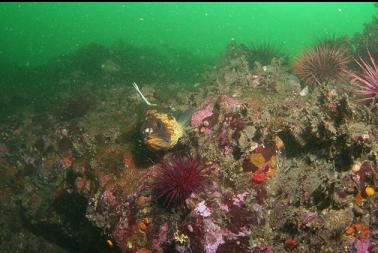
349 51 378 103
293 46 350 86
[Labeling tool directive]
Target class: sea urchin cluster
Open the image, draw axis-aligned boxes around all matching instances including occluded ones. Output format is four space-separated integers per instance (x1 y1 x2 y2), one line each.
350 51 378 103
152 154 208 207
293 46 350 86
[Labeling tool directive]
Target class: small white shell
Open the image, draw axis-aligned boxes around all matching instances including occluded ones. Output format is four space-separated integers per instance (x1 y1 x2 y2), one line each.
352 161 362 173
300 86 309 96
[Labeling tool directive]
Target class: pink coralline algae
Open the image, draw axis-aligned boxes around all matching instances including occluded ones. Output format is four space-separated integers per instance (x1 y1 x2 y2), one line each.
123 153 136 169
112 220 130 253
252 245 273 253
191 95 247 154
101 190 117 207
195 201 212 218
302 211 318 225
217 95 243 108
152 222 169 251
60 155 72 169
75 177 86 191
232 192 249 207
191 95 243 128
191 97 216 127
203 219 225 253
352 239 374 253
99 174 111 188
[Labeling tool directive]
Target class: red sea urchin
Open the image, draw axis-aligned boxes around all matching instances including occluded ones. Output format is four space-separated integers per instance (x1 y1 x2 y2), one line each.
152 154 209 208
293 46 350 86
350 51 378 103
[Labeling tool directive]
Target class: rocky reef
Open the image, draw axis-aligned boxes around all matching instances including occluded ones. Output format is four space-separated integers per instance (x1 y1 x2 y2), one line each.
0 40 377 253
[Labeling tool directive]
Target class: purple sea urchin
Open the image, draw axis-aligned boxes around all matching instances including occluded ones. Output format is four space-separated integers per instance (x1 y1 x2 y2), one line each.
350 51 378 103
152 154 208 207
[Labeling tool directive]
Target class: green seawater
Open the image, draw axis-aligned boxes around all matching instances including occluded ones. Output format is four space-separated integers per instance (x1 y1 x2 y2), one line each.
0 2 376 66
0 2 377 120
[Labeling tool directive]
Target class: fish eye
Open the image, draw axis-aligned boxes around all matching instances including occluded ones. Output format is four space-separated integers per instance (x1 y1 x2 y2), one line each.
156 121 163 130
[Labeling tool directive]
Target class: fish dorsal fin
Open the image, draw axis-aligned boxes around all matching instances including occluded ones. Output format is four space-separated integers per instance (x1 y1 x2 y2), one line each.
174 108 195 127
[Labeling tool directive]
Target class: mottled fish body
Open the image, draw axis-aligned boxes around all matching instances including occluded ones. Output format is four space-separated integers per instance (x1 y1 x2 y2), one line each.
141 109 184 151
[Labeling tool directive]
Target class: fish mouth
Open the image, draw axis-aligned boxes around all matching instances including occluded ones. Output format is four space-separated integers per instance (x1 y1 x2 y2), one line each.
141 110 184 151
144 134 172 151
